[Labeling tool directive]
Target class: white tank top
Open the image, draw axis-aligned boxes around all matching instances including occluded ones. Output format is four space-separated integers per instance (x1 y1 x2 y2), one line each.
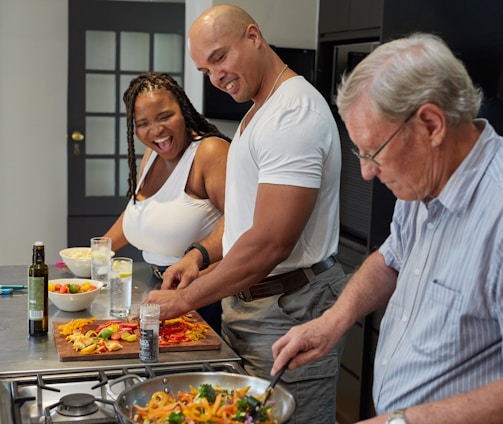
123 140 222 266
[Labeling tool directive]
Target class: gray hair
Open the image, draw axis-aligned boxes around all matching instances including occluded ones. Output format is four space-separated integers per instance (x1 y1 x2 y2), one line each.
336 33 483 124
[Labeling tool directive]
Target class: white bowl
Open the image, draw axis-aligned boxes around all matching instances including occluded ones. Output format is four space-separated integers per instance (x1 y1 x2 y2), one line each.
48 279 103 312
59 247 115 278
59 247 92 277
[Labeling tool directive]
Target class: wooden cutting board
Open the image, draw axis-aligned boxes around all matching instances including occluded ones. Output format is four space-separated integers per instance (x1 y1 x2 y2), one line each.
52 312 221 362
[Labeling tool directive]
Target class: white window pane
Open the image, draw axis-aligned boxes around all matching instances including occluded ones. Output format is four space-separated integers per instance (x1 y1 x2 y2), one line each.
120 116 145 156
120 74 135 114
86 31 116 70
86 159 115 196
119 158 142 197
86 74 115 113
86 116 115 155
154 33 184 73
119 158 129 197
121 32 149 71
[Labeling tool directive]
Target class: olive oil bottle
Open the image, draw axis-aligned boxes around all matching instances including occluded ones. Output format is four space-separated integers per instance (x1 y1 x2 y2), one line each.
28 241 48 337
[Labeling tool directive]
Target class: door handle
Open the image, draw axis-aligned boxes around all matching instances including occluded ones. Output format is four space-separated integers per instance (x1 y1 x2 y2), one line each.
71 131 85 142
70 131 84 156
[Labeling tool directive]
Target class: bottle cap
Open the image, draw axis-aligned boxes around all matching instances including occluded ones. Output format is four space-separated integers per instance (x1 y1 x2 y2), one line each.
140 304 160 320
34 241 44 246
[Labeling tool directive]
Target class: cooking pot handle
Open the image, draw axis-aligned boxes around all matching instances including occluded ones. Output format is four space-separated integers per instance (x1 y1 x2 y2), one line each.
106 374 144 401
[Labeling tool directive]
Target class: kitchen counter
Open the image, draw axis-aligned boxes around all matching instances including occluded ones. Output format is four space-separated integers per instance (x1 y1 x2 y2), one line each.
0 263 240 377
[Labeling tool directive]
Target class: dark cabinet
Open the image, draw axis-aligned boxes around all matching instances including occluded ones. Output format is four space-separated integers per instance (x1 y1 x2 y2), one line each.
382 0 503 136
319 0 383 39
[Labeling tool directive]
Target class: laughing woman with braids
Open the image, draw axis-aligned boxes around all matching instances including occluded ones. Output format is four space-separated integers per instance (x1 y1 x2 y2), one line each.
104 72 230 332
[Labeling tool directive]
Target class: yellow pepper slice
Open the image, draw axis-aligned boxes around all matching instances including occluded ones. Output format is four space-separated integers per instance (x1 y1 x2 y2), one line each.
121 332 137 342
80 343 97 354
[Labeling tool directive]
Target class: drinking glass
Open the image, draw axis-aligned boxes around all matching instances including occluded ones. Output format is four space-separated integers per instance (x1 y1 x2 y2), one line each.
109 257 133 318
90 237 112 289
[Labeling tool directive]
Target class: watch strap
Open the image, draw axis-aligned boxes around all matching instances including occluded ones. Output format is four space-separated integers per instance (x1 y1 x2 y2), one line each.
184 242 210 270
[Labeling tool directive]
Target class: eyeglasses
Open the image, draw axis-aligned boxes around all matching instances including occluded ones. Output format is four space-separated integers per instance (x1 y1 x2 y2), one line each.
351 110 417 167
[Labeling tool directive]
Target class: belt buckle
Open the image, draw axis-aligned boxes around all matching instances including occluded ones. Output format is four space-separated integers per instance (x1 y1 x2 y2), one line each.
151 266 164 280
237 289 253 302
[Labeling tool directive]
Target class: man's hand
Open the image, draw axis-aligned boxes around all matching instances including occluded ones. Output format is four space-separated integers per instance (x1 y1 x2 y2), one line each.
161 254 200 290
271 316 340 376
140 289 188 320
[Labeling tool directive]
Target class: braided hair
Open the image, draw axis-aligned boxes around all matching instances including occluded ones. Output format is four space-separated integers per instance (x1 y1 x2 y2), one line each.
122 72 231 202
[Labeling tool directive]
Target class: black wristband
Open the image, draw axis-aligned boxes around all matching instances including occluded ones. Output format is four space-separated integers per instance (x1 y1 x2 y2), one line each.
184 242 210 270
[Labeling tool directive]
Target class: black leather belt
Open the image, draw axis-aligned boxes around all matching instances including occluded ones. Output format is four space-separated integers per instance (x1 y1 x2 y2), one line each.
238 254 337 302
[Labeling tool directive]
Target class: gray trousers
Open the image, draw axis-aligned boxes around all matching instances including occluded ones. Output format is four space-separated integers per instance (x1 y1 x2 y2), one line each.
221 262 347 424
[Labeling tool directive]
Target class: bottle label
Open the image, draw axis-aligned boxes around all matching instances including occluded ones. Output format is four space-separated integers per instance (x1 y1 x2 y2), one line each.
140 328 158 361
28 276 45 321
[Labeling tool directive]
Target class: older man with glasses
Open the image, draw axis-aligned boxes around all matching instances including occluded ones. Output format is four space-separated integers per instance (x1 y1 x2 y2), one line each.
272 32 503 424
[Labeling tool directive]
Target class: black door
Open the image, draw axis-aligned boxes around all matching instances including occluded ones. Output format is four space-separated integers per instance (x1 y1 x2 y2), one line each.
67 0 185 258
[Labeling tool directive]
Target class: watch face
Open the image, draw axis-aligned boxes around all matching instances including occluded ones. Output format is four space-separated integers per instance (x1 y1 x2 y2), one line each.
386 411 407 424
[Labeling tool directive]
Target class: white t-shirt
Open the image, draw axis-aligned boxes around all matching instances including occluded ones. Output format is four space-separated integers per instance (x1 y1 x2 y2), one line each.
223 76 341 274
123 140 222 266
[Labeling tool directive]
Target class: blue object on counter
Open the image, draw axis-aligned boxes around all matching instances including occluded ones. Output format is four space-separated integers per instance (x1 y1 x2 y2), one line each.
0 285 27 290
0 288 13 295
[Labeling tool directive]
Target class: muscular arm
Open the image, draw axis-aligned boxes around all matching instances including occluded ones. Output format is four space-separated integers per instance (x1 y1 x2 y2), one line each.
148 182 318 317
359 378 503 424
271 250 397 374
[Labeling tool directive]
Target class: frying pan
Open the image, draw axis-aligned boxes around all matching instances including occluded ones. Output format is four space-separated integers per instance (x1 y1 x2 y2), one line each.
115 372 295 423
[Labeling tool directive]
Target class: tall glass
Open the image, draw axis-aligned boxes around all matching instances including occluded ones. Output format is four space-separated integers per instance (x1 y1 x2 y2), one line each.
110 257 133 318
90 237 112 289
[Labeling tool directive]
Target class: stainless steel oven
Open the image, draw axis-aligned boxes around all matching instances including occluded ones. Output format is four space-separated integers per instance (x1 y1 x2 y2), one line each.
329 41 379 106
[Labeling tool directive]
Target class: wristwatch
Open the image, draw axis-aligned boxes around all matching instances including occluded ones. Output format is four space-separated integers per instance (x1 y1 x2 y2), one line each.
184 242 210 270
385 408 407 424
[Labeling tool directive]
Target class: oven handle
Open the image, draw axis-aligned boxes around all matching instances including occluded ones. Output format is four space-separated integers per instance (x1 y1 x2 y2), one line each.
106 374 144 401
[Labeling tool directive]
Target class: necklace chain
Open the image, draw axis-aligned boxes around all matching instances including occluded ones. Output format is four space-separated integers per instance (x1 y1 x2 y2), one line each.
241 64 288 131
263 64 288 104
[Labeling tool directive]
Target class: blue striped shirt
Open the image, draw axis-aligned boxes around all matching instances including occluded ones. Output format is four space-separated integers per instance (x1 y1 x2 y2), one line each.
374 119 503 413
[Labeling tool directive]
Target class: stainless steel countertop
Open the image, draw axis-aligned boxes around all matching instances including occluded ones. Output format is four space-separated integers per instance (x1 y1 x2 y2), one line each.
0 263 240 376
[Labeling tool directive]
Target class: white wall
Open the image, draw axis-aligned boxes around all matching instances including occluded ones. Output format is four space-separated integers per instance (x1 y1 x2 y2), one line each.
214 0 319 49
0 0 318 266
0 0 68 266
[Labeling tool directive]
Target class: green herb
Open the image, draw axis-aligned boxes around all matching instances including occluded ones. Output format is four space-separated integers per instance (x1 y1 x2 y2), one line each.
197 383 217 403
167 411 184 424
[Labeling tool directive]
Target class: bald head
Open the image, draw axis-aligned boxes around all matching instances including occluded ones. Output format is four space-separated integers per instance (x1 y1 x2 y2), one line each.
189 4 257 42
187 4 284 105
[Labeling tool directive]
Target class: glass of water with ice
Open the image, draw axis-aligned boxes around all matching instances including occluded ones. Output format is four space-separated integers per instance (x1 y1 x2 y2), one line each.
110 257 133 318
90 237 112 289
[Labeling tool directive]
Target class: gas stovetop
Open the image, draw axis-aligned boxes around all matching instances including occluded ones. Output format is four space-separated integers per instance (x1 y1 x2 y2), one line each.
0 362 246 424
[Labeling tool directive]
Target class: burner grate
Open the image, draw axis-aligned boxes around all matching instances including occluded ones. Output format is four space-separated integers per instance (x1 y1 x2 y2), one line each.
4 361 245 424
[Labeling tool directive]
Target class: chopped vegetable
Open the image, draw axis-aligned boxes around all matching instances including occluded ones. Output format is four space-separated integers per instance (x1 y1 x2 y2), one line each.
197 383 217 403
132 384 277 424
60 318 138 355
167 412 184 424
159 314 210 346
98 328 113 340
57 317 96 336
